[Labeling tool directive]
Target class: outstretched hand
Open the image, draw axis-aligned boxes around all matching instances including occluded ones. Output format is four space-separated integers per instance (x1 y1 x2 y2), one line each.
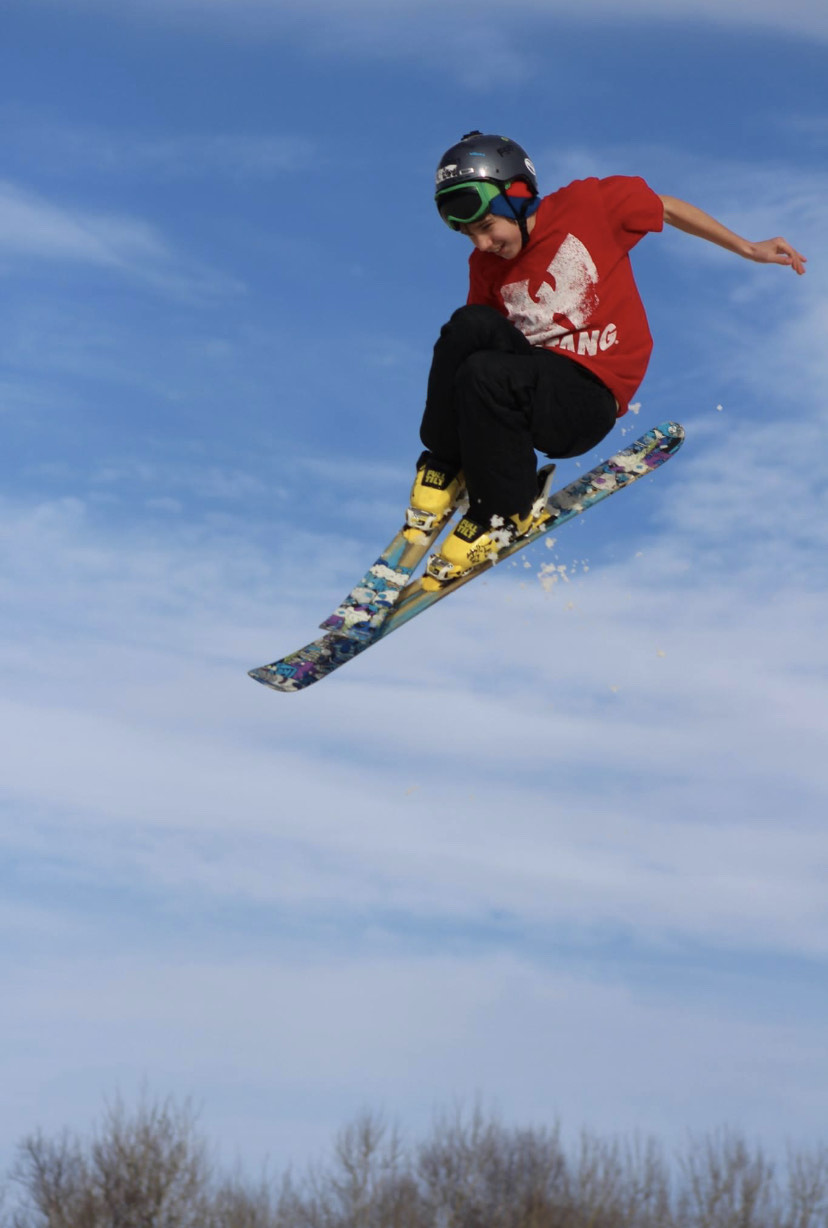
658 197 807 274
750 237 807 274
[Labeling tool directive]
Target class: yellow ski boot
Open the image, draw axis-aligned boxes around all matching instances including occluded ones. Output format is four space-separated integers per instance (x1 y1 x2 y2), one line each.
404 454 465 542
422 463 555 589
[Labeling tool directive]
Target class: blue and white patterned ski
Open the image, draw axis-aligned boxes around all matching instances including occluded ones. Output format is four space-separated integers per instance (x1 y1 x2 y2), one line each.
249 421 684 693
317 497 468 641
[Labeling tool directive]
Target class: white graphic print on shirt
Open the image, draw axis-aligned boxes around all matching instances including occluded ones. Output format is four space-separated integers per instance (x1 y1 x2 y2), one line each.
500 233 616 355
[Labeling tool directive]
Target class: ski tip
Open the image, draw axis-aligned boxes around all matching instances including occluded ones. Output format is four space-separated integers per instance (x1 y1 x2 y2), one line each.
658 420 685 443
248 665 295 692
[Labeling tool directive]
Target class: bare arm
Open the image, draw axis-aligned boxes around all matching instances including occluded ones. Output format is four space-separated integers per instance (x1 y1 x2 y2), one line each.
658 195 807 275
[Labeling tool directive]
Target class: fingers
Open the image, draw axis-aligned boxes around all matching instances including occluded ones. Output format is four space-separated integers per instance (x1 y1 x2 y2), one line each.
783 248 807 275
755 238 807 274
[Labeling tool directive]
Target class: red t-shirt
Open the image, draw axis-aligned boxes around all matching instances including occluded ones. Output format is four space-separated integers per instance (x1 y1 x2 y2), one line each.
467 176 664 414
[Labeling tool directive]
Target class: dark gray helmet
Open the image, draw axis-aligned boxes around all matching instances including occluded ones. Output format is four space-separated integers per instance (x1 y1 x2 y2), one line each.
435 131 540 246
434 131 538 196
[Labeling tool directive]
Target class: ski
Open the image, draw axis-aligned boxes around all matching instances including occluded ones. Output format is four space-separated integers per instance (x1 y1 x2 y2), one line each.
249 421 684 693
317 496 467 640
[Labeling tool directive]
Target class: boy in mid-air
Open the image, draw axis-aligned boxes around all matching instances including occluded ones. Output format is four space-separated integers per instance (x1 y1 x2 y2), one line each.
412 131 806 587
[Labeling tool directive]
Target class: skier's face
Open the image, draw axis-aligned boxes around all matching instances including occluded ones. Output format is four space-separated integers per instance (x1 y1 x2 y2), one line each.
461 213 525 260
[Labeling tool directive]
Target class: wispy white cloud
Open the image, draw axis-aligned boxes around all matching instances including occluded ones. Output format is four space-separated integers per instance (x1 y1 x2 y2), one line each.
16 0 828 53
89 458 274 504
0 180 243 299
0 108 318 181
0 180 170 268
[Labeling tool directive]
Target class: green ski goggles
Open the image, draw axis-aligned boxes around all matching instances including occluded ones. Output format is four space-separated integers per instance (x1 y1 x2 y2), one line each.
435 180 504 230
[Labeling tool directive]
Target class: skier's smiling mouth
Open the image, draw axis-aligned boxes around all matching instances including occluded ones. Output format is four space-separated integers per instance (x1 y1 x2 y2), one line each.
460 213 532 260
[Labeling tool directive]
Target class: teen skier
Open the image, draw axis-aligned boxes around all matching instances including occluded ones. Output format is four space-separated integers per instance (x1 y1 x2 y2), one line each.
412 131 806 587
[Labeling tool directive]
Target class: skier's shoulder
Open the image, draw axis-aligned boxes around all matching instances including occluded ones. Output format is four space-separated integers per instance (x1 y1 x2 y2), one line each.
544 175 662 237
545 174 655 207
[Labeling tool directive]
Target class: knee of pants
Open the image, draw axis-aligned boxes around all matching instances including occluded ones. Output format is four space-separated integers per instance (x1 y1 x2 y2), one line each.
446 303 503 331
441 303 519 351
455 350 501 401
455 350 533 417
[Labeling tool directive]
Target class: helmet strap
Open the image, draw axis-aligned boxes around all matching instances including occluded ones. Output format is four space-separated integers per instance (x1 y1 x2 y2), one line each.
495 186 536 248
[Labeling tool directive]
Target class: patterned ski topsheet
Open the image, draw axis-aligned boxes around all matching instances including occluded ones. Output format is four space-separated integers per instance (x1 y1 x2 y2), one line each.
249 421 684 694
318 498 467 641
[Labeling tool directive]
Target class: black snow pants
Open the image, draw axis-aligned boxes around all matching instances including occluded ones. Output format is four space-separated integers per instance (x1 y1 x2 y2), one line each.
419 304 618 522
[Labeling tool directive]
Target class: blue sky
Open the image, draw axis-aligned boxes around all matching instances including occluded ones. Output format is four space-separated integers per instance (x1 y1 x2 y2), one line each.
2 0 827 1182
